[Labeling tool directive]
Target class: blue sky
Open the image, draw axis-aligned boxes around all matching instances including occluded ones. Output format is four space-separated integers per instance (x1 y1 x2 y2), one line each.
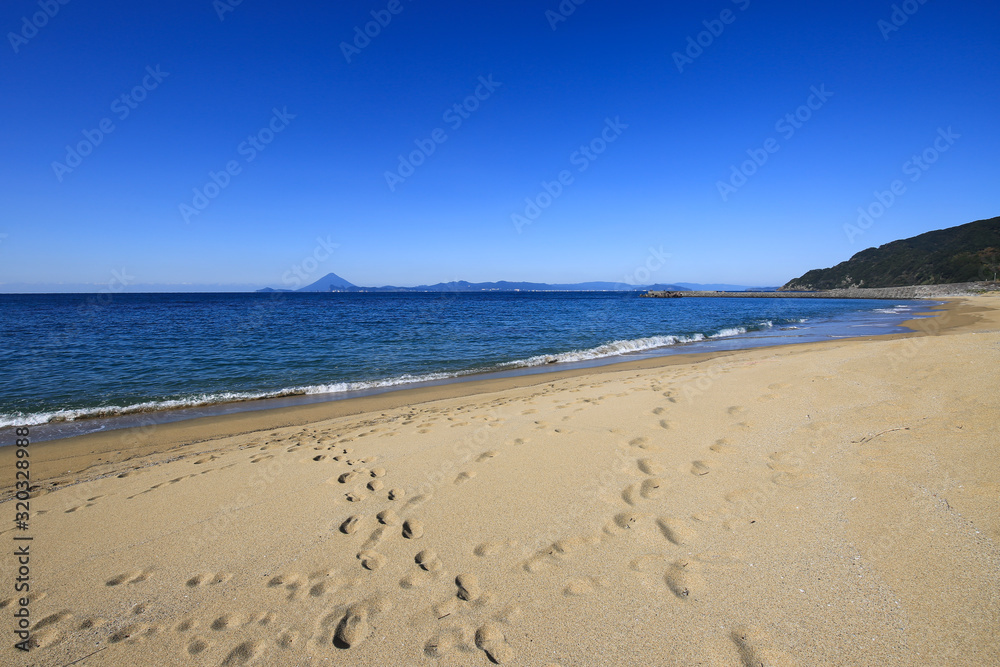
1 0 998 290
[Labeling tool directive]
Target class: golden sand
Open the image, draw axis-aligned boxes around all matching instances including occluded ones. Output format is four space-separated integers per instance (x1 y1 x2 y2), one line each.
2 296 998 666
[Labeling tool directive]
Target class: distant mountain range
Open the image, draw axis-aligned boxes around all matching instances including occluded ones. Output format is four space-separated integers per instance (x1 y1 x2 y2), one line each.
783 216 1000 290
257 273 776 293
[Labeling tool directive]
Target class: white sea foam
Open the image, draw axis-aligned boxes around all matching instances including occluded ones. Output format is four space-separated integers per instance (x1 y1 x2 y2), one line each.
0 391 299 428
709 321 774 339
2 327 775 427
873 305 910 314
499 334 706 368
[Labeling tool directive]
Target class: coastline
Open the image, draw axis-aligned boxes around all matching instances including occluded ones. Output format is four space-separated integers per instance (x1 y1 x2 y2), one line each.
0 297 943 447
0 296 978 491
1 294 997 664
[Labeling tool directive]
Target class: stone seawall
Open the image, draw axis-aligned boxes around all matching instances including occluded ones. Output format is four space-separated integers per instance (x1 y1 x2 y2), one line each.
642 282 997 300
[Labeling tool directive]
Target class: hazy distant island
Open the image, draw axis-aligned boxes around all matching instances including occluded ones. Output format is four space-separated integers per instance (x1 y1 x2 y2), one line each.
257 274 778 294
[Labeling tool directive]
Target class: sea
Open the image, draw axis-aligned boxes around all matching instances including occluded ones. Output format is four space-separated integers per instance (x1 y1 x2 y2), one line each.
0 292 935 442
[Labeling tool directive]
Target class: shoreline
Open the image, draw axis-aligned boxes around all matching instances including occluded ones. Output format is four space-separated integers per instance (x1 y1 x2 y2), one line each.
0 298 942 447
0 296 981 491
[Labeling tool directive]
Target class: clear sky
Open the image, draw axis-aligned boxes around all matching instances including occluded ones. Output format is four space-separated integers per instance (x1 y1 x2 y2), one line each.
1 0 998 290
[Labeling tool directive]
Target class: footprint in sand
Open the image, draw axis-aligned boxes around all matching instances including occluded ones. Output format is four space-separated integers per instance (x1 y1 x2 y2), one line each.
640 478 666 499
367 479 384 492
340 515 363 534
402 519 424 539
186 572 232 587
475 623 515 663
629 554 668 572
455 471 477 484
665 559 704 601
108 623 151 644
173 618 196 632
277 630 298 648
211 614 240 631
106 570 152 587
187 638 209 655
614 512 645 530
623 479 667 505
638 458 665 475
267 574 306 600
690 461 711 476
334 600 385 649
358 551 386 571
360 524 386 550
416 550 443 572
400 570 433 589
388 488 405 501
563 577 606 597
220 639 266 665
767 451 816 488
710 438 738 455
31 610 73 647
455 574 482 601
657 517 697 546
622 483 642 506
474 539 518 557
376 509 399 526
80 617 107 631
770 470 817 489
731 626 795 667
309 578 342 598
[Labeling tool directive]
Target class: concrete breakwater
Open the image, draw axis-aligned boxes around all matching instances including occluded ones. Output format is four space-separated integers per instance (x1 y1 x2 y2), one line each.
643 282 997 300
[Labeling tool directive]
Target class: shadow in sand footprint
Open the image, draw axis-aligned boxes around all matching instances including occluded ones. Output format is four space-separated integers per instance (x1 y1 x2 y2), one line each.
416 550 442 572
665 559 704 601
690 461 711 476
476 623 514 664
333 605 370 649
657 517 697 546
456 574 482 601
106 570 151 587
340 516 363 535
455 471 477 484
731 626 792 667
187 638 208 655
220 639 265 665
402 519 424 539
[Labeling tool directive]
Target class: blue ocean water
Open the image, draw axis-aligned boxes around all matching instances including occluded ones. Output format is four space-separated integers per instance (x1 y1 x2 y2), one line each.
0 292 932 433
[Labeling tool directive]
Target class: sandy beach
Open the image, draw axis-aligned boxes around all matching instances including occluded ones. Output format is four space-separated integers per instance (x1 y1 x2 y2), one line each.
2 295 998 666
